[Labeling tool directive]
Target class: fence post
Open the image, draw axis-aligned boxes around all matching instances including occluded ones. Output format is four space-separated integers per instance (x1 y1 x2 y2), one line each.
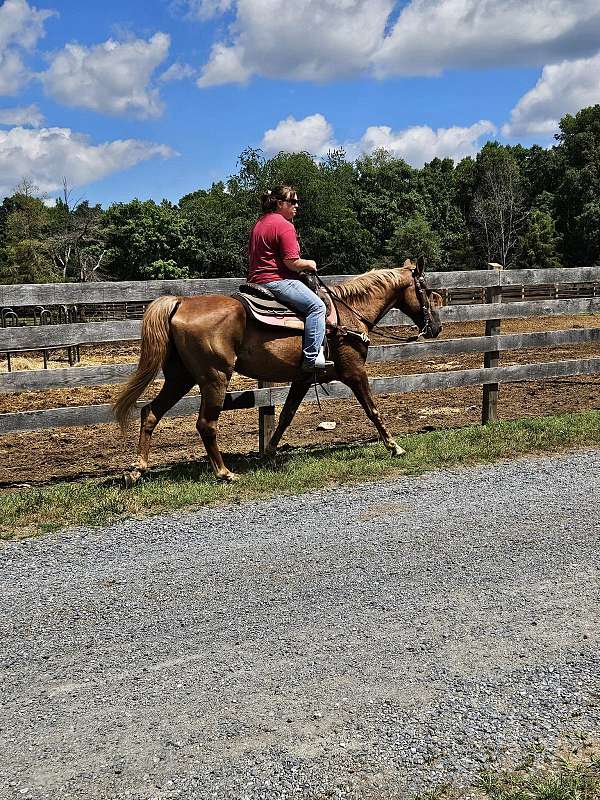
258 381 276 453
482 263 502 424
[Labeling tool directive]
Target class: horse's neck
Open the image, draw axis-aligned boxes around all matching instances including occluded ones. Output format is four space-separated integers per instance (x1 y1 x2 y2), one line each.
348 276 402 325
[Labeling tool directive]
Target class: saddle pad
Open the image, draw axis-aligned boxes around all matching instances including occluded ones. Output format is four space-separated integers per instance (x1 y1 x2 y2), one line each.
233 287 337 332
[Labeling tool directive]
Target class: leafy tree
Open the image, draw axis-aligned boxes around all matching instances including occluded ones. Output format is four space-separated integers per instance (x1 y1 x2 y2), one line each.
0 188 58 283
103 199 199 280
553 105 600 266
353 149 423 259
517 209 562 269
418 157 473 270
471 143 525 268
179 182 251 277
386 212 442 268
47 198 107 281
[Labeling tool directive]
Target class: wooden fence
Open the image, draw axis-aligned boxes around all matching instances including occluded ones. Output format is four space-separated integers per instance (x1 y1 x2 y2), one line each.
1 266 600 450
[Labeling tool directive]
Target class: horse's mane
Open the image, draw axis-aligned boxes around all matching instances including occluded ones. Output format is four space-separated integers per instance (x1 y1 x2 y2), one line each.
331 267 406 301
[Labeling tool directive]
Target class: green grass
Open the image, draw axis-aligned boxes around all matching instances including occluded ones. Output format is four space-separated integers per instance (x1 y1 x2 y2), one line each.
2 410 600 539
475 759 600 800
412 756 600 800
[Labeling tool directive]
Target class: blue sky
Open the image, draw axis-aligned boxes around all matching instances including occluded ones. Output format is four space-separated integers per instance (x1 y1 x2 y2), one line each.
1 0 599 207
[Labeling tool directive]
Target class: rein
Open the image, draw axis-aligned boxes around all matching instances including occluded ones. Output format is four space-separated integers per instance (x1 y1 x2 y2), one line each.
316 271 434 344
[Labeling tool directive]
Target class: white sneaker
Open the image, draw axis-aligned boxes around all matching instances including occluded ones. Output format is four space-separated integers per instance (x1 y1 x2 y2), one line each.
302 347 334 371
314 347 332 368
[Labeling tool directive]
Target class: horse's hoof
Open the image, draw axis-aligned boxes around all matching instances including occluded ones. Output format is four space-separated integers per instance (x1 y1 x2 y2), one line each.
123 471 137 488
390 443 406 457
218 470 239 482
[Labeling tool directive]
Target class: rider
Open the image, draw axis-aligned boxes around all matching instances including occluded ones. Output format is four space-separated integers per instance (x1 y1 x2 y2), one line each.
247 185 333 371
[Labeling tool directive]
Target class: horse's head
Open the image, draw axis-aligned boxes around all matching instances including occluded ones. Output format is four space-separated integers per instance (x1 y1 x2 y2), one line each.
396 257 443 338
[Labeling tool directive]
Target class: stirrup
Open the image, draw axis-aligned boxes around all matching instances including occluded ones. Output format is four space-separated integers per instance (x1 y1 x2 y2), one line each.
302 347 334 372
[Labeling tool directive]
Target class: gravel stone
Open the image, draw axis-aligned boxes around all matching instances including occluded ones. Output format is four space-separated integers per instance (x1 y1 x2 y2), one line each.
0 449 599 800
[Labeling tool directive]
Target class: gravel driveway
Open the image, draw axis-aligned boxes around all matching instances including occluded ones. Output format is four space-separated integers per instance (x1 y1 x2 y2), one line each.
1 450 599 800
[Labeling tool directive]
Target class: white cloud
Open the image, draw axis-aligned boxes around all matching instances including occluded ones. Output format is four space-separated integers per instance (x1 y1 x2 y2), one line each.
198 0 393 86
372 0 600 77
0 103 44 127
198 43 250 86
0 0 55 95
261 114 335 156
352 120 496 165
195 0 600 85
503 52 600 137
0 51 30 96
0 126 175 197
159 62 196 82
0 0 54 52
260 114 496 166
42 33 170 119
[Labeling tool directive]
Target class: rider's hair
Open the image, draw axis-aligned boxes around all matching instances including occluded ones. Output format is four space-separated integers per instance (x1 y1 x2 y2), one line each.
261 185 297 213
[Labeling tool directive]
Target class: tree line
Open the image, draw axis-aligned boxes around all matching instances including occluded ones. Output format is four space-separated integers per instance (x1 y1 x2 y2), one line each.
2 105 600 285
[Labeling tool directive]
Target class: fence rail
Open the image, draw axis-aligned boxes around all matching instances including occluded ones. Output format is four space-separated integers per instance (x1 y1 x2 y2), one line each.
1 266 600 442
2 266 600 307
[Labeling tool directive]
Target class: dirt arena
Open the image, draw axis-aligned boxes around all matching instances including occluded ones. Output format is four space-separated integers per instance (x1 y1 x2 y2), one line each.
1 316 599 487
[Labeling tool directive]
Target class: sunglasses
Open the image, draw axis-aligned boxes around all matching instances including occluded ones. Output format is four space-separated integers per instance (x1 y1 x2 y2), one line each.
283 198 299 206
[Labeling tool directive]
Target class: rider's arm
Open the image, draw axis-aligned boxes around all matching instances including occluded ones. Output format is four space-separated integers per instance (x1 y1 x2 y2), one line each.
284 258 317 273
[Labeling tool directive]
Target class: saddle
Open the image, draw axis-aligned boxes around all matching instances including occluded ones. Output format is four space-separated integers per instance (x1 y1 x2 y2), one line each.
233 276 338 333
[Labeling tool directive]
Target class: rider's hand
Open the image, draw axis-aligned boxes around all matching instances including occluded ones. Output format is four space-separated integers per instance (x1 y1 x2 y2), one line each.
304 260 317 272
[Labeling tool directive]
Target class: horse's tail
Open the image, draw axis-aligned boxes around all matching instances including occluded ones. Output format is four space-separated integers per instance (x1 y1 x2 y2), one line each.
112 295 180 432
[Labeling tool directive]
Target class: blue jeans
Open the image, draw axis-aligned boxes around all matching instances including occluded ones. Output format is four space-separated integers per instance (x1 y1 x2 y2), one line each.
263 278 326 363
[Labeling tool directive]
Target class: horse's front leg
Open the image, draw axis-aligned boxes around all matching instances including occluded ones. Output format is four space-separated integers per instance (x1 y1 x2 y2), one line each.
344 370 406 456
265 378 312 458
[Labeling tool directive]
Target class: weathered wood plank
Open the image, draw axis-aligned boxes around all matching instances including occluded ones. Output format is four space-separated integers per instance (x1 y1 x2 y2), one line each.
0 278 243 306
423 266 600 289
410 297 600 324
497 267 600 287
2 327 599 394
0 320 142 350
272 357 600 403
0 363 141 393
372 327 600 362
1 358 599 434
2 267 600 307
0 385 273 434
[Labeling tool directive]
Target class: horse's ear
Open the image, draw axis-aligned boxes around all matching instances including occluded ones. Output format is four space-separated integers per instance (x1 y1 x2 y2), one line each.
416 256 426 276
402 258 414 269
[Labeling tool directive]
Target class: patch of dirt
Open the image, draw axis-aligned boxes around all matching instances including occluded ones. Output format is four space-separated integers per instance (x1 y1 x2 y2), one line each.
0 316 598 487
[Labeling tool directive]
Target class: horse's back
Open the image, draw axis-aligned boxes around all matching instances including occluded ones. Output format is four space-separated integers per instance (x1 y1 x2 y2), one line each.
172 294 245 330
170 294 247 365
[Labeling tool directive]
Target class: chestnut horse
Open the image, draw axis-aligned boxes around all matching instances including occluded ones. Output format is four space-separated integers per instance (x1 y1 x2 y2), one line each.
113 258 442 484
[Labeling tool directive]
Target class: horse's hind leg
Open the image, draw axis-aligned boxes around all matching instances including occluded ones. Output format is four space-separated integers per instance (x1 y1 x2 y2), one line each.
196 373 236 481
124 355 195 487
344 370 406 456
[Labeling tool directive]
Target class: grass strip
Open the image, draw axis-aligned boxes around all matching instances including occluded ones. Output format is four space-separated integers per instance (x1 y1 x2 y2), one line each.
2 410 600 539
415 753 600 800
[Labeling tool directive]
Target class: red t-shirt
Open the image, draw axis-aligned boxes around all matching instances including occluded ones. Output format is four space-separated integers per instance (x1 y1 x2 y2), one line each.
248 212 300 284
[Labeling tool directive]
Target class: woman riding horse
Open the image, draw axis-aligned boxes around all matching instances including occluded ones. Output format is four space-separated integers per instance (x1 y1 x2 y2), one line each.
113 209 443 483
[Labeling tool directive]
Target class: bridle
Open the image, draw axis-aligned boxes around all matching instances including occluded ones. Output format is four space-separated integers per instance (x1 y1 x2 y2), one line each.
315 269 436 345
